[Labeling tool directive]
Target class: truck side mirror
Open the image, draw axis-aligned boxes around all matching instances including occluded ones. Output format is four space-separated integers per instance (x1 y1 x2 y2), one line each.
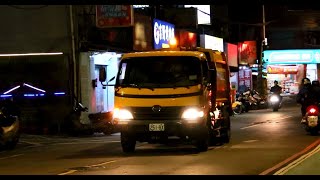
99 67 106 82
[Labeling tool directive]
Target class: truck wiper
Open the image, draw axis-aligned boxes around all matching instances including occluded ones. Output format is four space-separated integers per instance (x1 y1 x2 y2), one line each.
123 84 154 91
172 83 191 89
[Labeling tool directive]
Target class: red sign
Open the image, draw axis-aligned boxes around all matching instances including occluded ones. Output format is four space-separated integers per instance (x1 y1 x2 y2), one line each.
96 5 133 28
239 41 257 65
267 65 299 74
177 30 197 48
238 69 252 89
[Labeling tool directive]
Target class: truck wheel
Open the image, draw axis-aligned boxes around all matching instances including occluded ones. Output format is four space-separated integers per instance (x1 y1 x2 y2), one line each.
221 126 231 143
121 132 136 153
5 138 19 150
310 128 318 136
221 111 231 143
195 131 209 152
195 138 208 152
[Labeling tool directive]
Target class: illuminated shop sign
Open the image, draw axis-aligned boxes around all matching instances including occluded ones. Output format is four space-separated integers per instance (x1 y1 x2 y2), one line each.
153 19 175 49
264 49 320 65
200 34 224 52
267 65 299 74
133 5 149 8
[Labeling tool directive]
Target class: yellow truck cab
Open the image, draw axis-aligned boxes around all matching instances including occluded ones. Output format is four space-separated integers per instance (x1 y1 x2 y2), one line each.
113 47 232 153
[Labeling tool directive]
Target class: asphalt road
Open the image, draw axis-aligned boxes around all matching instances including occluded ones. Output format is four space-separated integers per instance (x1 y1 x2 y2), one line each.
0 97 318 175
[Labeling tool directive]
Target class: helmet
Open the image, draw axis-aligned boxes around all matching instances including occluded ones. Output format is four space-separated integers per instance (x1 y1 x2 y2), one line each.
302 78 311 85
274 80 278 84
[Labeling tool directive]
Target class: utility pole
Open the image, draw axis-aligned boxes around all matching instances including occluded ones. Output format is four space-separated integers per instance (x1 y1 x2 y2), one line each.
258 4 266 96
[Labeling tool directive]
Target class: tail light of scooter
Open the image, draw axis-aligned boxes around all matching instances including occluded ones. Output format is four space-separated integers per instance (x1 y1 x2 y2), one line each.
306 105 319 116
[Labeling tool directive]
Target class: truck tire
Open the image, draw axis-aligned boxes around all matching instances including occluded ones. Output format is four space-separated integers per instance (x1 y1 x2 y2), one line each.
309 128 318 136
220 111 231 143
121 132 136 153
195 138 208 152
195 130 209 152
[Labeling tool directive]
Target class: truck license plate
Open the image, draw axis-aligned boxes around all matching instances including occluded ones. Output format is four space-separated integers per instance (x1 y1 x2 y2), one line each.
308 116 318 127
149 123 165 131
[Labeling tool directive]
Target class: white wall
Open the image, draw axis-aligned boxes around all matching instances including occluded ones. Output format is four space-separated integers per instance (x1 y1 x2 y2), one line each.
307 64 317 82
92 52 120 112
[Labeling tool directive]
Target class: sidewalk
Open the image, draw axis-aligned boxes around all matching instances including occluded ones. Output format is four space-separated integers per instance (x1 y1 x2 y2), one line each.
275 144 320 175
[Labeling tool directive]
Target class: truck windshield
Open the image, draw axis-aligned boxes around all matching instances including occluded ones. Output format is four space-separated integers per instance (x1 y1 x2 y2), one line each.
116 56 202 88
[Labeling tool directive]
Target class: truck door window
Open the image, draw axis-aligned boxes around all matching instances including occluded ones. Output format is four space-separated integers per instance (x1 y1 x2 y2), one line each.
201 60 209 81
216 63 228 99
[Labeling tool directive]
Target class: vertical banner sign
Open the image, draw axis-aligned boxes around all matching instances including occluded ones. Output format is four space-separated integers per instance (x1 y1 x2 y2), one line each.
96 5 134 28
238 69 252 89
153 19 175 49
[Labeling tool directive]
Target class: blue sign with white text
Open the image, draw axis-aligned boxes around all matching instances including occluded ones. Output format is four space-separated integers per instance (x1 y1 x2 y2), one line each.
264 49 320 65
153 19 175 49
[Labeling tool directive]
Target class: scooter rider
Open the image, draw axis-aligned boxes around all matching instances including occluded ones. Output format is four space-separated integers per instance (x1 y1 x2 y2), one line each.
296 78 315 118
270 80 282 94
270 80 282 101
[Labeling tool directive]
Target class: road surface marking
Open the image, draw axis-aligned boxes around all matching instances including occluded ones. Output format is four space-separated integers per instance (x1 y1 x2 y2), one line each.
58 169 78 175
84 160 117 168
274 144 320 175
243 140 258 143
259 138 320 175
240 116 291 129
56 141 120 145
19 141 42 146
58 160 117 175
0 154 24 160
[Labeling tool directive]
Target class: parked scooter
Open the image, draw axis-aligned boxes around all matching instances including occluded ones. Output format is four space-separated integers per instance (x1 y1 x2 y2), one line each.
232 92 250 114
64 102 93 136
269 93 282 111
251 90 268 109
0 100 20 150
301 104 319 135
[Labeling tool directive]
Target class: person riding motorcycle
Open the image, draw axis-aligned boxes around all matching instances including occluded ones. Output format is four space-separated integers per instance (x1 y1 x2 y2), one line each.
296 78 317 118
270 80 283 101
270 80 282 95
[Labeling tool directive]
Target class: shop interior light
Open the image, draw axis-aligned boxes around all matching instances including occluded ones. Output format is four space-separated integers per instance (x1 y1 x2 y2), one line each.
3 85 21 95
0 52 63 57
23 83 46 93
24 93 45 97
0 94 12 98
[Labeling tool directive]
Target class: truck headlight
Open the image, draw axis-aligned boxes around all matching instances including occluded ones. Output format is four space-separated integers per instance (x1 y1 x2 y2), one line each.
113 108 133 121
181 108 204 121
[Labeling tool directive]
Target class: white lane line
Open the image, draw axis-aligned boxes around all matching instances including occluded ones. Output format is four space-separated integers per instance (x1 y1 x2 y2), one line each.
56 141 120 145
58 169 78 175
0 154 24 160
19 141 42 146
240 115 291 130
84 160 117 168
274 144 320 175
241 124 261 130
58 160 117 175
243 140 258 143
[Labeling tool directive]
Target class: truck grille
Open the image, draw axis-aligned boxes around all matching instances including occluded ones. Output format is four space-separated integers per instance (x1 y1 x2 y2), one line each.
131 106 183 120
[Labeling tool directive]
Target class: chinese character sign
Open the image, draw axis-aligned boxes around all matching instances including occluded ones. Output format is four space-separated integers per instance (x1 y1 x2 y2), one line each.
96 5 133 28
153 19 175 49
238 69 252 90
